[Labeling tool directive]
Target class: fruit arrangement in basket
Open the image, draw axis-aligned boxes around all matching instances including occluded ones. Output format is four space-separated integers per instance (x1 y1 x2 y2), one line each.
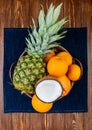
10 3 83 113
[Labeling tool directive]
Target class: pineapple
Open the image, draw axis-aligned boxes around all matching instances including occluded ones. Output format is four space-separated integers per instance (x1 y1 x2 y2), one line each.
13 3 68 94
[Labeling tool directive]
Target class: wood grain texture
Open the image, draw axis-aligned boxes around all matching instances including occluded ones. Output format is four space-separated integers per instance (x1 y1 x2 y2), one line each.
0 0 92 130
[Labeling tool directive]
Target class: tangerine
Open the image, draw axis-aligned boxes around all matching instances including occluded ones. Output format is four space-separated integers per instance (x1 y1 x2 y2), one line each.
57 75 71 97
57 51 72 66
32 95 53 113
47 56 68 77
44 51 56 62
67 64 81 81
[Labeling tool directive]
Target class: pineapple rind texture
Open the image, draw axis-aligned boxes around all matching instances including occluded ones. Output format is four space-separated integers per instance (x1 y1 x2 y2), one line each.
13 55 46 94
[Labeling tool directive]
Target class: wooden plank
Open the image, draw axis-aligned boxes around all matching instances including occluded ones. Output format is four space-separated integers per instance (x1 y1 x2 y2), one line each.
46 114 65 130
82 1 92 130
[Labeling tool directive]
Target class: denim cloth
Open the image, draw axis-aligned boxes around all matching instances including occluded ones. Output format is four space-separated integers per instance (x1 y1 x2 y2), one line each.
3 28 88 113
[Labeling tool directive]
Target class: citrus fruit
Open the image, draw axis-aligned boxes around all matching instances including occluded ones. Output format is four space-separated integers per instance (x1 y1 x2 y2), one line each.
31 95 53 113
47 56 68 77
67 64 81 81
57 75 71 97
44 51 56 62
57 51 72 66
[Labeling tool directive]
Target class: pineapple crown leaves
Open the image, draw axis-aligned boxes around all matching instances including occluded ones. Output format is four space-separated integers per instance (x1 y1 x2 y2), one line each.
25 3 68 57
46 3 63 28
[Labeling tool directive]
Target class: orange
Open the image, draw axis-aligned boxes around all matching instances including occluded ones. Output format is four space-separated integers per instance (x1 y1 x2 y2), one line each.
57 51 72 66
31 95 53 113
44 51 56 62
57 75 71 97
67 64 81 81
47 56 68 77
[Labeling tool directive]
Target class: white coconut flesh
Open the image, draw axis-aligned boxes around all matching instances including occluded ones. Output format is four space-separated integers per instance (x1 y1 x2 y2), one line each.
35 79 62 103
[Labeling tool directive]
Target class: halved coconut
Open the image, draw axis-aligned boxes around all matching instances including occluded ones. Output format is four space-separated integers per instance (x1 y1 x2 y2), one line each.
35 77 63 103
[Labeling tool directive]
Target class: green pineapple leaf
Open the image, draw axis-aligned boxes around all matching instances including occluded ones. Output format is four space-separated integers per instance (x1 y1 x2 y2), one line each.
38 23 47 36
47 44 60 50
38 6 46 36
52 3 63 24
48 34 65 43
38 8 45 28
47 17 68 36
46 3 54 28
36 33 42 44
25 38 35 51
28 29 36 46
32 18 42 44
41 43 48 50
59 30 67 35
43 33 49 43
32 18 38 37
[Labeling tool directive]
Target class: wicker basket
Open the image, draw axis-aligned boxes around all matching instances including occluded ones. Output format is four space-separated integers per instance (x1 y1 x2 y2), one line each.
9 45 83 101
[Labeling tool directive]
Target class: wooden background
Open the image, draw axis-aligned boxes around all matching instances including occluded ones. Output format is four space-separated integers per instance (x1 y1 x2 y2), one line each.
0 0 92 130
